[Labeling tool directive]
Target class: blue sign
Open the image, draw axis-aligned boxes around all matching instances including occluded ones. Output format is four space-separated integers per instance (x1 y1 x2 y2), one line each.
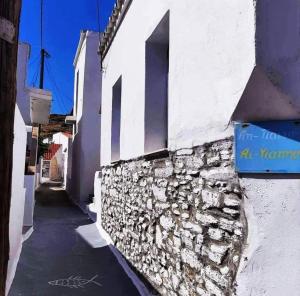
235 120 300 173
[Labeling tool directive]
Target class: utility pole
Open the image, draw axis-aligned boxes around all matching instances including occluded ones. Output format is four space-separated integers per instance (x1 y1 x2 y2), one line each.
40 48 46 89
39 48 50 89
0 0 22 295
37 0 49 162
37 48 49 163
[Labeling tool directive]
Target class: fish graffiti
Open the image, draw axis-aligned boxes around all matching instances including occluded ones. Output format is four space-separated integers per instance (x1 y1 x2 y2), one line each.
48 275 102 289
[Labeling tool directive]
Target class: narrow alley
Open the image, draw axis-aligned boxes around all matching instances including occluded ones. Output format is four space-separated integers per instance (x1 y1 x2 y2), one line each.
9 183 141 296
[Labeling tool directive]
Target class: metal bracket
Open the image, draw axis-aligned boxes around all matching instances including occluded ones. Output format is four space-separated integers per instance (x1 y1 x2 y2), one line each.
0 17 15 44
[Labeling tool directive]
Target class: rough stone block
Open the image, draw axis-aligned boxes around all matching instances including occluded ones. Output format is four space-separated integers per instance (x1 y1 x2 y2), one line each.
206 153 221 166
181 248 202 271
195 212 218 226
202 188 223 209
155 166 174 178
204 277 225 296
208 228 225 241
200 167 235 181
223 207 240 217
196 286 210 296
204 266 229 288
178 283 190 296
224 193 241 207
146 198 153 210
153 185 168 202
160 215 175 231
156 225 163 248
176 148 194 156
182 221 203 234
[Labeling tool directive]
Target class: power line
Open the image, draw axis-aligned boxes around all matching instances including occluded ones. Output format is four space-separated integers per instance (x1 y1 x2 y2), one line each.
96 0 101 43
30 60 41 87
45 60 72 114
46 60 73 104
40 0 44 50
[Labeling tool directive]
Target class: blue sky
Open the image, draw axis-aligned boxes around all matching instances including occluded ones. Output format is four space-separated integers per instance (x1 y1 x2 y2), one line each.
19 0 115 114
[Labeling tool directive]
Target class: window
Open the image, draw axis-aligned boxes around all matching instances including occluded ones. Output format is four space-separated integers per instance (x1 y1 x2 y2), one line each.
111 76 122 162
74 71 79 135
75 71 79 116
145 12 169 154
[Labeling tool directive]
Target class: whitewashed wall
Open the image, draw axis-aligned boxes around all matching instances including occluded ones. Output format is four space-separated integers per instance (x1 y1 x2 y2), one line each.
16 43 31 125
23 175 35 227
6 105 27 294
101 0 256 165
70 31 101 204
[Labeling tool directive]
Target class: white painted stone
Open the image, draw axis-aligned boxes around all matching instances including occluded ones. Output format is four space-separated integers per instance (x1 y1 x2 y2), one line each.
204 277 225 296
218 217 236 232
208 228 225 241
172 274 180 290
160 215 175 231
196 286 210 296
207 154 221 166
147 199 153 210
181 212 190 219
156 225 163 248
202 246 225 265
182 222 203 234
176 148 194 156
155 202 171 210
204 266 229 287
173 236 181 249
153 185 168 202
202 188 223 209
224 193 241 207
196 212 218 225
223 207 240 216
200 167 235 181
155 166 174 178
181 248 202 271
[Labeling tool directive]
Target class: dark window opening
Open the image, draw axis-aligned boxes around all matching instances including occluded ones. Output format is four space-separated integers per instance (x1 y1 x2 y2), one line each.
111 76 122 162
75 71 79 116
145 11 169 154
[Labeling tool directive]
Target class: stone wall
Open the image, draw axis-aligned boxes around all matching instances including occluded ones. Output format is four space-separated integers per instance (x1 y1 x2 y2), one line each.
101 138 247 296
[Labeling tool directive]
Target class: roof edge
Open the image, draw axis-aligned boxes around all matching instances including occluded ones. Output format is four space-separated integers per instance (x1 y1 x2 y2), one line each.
73 30 87 67
99 0 133 59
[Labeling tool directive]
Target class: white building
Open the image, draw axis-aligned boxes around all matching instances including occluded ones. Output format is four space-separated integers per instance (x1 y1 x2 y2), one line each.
52 132 72 189
40 132 72 189
6 43 52 295
96 1 300 296
6 105 28 295
66 31 101 207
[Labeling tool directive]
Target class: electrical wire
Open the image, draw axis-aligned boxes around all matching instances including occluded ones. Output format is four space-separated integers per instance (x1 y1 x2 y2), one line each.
30 60 41 87
45 60 72 114
40 0 44 50
46 60 73 104
45 62 68 112
96 0 101 43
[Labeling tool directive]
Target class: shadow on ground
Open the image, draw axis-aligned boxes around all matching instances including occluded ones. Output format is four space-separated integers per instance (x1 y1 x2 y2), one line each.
9 183 141 296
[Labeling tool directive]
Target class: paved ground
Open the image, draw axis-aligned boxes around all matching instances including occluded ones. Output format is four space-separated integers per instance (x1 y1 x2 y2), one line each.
9 183 141 296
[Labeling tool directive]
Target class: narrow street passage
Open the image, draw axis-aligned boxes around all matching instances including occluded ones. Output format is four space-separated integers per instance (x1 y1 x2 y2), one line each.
9 183 141 296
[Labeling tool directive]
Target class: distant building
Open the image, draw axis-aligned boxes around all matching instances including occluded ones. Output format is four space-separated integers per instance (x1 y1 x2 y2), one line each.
41 143 62 181
66 31 101 207
95 1 300 296
40 132 72 189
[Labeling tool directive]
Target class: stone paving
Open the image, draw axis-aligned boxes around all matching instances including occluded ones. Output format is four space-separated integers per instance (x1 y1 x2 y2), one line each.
9 183 141 296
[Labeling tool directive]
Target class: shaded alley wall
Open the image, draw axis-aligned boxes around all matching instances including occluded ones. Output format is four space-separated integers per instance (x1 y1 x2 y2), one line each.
6 106 27 294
